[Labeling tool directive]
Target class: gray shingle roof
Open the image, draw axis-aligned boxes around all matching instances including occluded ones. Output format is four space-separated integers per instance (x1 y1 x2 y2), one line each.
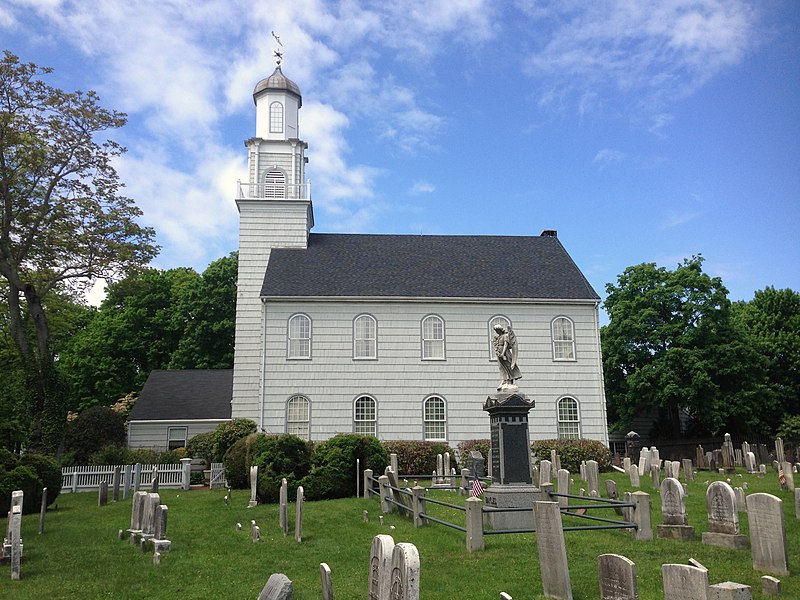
129 370 232 421
262 233 599 300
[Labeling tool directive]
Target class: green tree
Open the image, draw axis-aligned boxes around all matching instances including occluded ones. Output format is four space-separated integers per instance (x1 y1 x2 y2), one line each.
0 52 157 452
169 251 237 369
732 287 800 428
602 256 759 438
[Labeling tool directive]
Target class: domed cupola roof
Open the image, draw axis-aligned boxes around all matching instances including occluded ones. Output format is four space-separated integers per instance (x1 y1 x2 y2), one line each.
253 65 302 107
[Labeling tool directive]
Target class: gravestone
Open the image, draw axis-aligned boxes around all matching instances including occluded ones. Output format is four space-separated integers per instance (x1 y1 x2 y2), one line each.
369 534 395 600
123 464 132 500
638 449 649 476
628 465 640 488
10 504 21 580
746 493 789 576
556 469 570 507
650 464 660 488
390 453 399 476
320 562 333 600
534 501 573 600
734 487 746 513
142 492 160 538
389 542 420 600
696 446 706 470
586 460 599 496
598 553 638 600
708 582 752 600
623 457 631 472
702 481 748 550
280 478 288 536
665 461 676 479
662 563 709 600
295 486 304 542
258 573 293 600
129 491 148 535
39 487 47 535
249 465 258 508
761 576 781 596
98 481 109 506
539 459 552 486
551 449 561 472
657 477 695 541
774 437 785 464
722 433 736 472
467 451 485 479
745 452 757 474
795 488 800 520
682 459 694 481
112 466 121 502
780 461 794 491
150 466 159 493
133 463 142 493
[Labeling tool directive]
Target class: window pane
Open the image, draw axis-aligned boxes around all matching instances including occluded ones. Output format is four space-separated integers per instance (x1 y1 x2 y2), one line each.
287 396 310 440
557 398 580 439
422 316 444 359
167 427 187 450
354 316 376 359
354 396 377 436
270 102 283 133
424 397 446 441
552 317 575 359
288 315 311 358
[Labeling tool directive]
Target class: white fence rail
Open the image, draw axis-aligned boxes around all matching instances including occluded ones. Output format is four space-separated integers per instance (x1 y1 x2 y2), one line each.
61 460 192 493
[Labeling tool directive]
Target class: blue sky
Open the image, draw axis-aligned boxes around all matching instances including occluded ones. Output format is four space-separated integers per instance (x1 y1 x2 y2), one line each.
3 1 798 315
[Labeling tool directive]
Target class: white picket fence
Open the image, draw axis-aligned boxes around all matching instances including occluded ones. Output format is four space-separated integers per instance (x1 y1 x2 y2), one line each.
61 461 190 493
209 462 227 489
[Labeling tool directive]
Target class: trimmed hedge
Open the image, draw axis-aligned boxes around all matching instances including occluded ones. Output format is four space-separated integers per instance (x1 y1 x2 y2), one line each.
212 418 257 462
382 440 456 476
252 434 313 503
222 432 261 489
531 438 612 472
187 431 215 465
302 434 388 501
0 450 61 514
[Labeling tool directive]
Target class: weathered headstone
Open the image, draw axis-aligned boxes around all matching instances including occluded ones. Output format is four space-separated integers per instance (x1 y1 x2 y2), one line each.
98 480 109 506
389 542 420 600
775 437 785 464
556 469 570 507
662 563 709 600
38 487 47 535
152 504 171 552
539 459 552 486
744 452 757 474
598 553 638 600
628 464 640 488
150 466 159 493
722 433 736 472
682 458 694 481
248 465 258 508
551 449 561 472
696 446 706 470
734 487 746 513
761 576 781 596
258 573 293 600
390 453 399 476
795 488 800 520
746 493 789 576
631 492 652 541
533 501 573 600
10 504 21 580
702 481 748 550
295 486 304 543
623 457 631 472
129 491 148 534
280 478 288 536
112 466 121 502
369 534 395 600
708 581 752 600
320 562 333 600
123 463 132 499
586 460 599 496
780 461 794 491
468 451 485 479
650 464 660 488
142 492 160 537
657 477 695 541
133 462 142 493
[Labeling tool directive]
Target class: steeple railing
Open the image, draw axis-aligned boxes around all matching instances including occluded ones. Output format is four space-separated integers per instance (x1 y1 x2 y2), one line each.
236 180 311 201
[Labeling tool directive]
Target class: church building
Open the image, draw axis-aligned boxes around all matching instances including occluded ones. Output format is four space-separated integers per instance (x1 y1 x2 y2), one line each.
229 58 610 448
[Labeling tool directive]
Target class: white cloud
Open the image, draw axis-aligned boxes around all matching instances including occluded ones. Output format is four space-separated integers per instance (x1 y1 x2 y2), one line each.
661 211 703 229
410 181 435 195
593 148 626 166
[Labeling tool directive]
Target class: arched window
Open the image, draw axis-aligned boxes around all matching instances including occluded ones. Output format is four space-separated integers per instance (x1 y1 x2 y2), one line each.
269 101 284 133
287 314 311 359
421 315 445 360
264 168 286 198
353 314 377 359
488 315 511 360
423 396 446 441
286 395 310 440
557 397 580 439
354 396 377 436
551 316 575 360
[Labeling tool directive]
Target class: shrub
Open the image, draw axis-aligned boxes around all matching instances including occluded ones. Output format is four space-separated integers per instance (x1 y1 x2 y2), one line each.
222 432 262 489
0 450 61 514
63 406 127 464
187 431 215 465
126 449 162 465
251 434 313 503
212 418 257 461
456 439 490 466
382 440 456 475
531 438 612 472
302 434 388 501
89 444 129 465
776 414 800 441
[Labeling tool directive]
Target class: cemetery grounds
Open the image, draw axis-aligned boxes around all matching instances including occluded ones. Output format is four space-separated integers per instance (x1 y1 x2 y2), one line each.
1 469 798 599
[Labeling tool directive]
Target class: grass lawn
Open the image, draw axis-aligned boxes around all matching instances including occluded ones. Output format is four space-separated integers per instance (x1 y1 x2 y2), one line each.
1 469 797 599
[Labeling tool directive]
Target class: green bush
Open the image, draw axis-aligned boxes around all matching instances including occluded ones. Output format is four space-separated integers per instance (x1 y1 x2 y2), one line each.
776 414 800 441
212 418 257 461
0 450 61 514
222 432 261 489
187 431 215 465
89 444 129 465
126 449 161 465
302 434 388 500
251 434 313 503
456 439 490 466
531 438 612 472
63 406 127 464
382 440 456 475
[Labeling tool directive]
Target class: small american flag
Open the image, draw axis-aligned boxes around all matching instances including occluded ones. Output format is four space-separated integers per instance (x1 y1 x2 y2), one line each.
779 469 786 488
471 476 485 497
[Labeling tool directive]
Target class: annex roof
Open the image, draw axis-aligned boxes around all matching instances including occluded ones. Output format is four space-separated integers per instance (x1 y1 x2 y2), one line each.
129 369 232 421
262 233 599 301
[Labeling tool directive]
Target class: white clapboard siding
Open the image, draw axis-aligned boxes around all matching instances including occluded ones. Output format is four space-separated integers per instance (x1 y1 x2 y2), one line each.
127 419 229 452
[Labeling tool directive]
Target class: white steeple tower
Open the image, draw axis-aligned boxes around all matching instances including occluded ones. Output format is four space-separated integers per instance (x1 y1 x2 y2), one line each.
231 50 314 424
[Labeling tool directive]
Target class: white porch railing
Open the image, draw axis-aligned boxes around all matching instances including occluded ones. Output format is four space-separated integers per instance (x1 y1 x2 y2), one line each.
236 180 311 200
61 460 192 493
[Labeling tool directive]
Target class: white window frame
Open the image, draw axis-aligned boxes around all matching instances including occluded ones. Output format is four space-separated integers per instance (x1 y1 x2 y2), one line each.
551 316 576 361
286 395 310 440
167 426 188 450
264 168 286 198
269 101 284 133
423 395 447 441
488 315 511 360
353 395 377 436
287 313 311 359
353 314 377 360
421 315 445 360
557 396 581 439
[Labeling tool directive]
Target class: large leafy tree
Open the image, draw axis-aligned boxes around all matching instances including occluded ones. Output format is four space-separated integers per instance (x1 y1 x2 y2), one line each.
602 256 761 438
0 52 158 451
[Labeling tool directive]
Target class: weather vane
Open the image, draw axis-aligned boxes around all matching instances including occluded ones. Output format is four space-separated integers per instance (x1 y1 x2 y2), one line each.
271 30 284 65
